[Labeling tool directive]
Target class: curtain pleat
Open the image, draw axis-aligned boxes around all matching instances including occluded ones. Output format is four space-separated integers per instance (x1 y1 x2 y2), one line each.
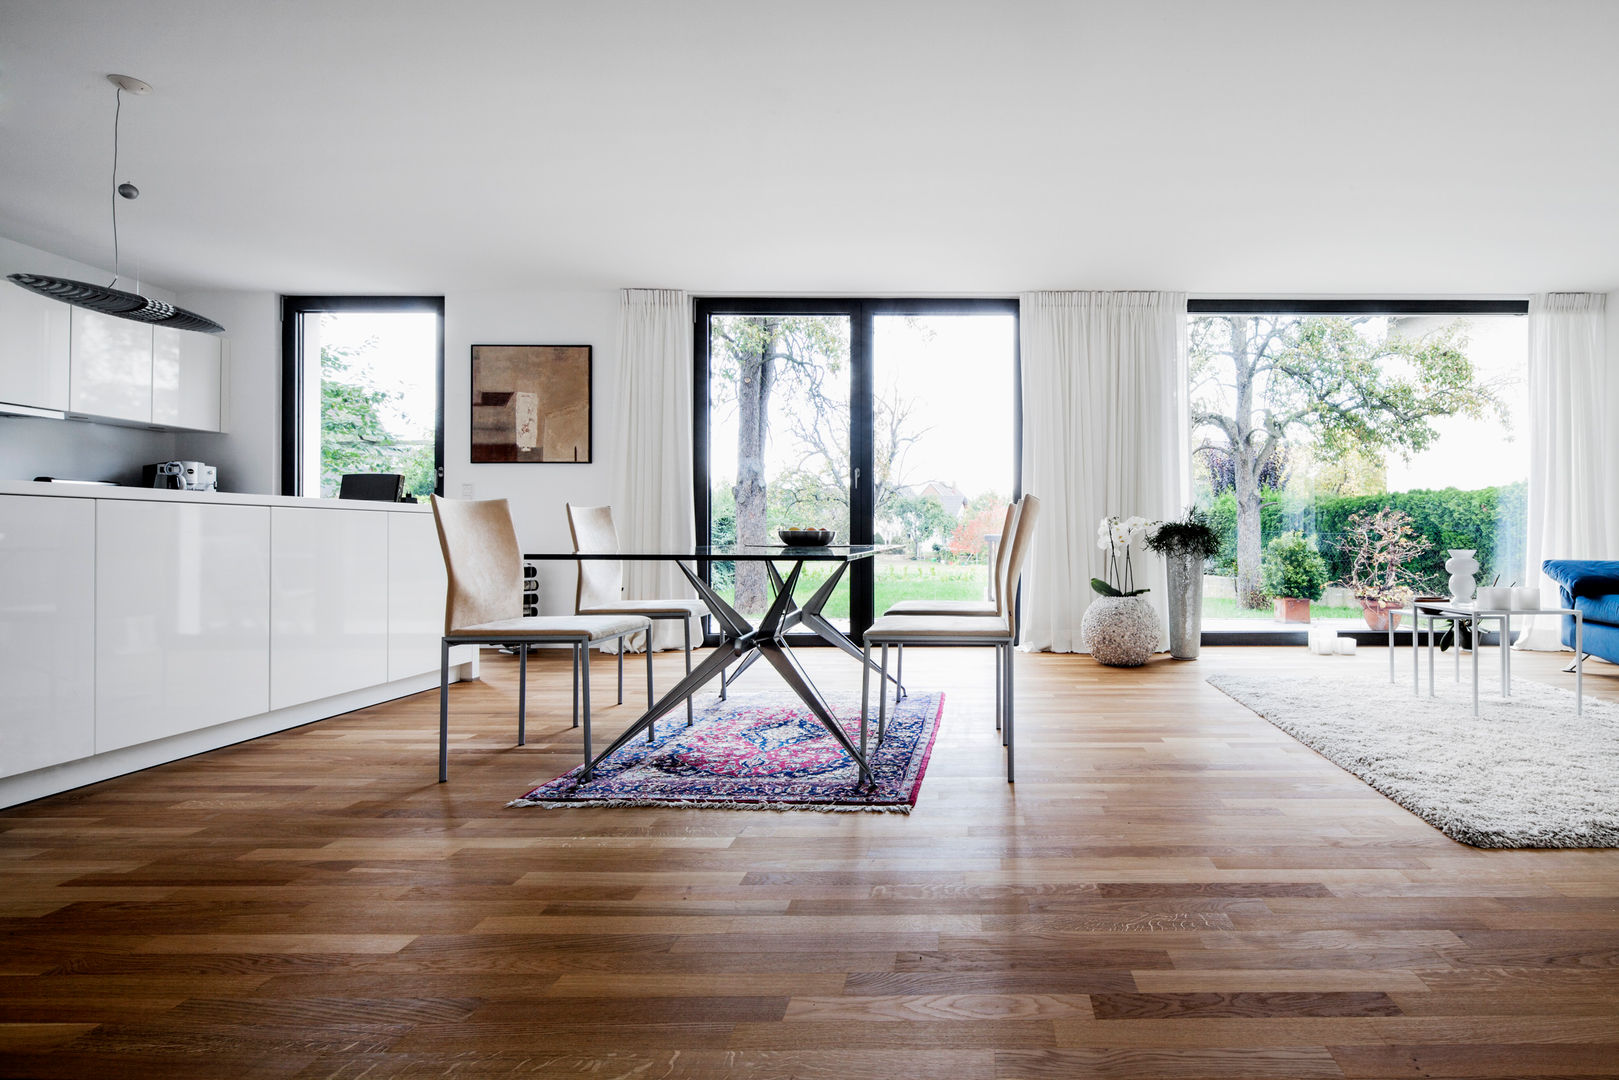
612 289 696 651
1019 291 1188 653
1517 292 1615 650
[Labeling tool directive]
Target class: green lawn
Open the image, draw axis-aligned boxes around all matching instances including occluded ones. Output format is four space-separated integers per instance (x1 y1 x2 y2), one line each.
713 558 989 623
1202 597 1365 621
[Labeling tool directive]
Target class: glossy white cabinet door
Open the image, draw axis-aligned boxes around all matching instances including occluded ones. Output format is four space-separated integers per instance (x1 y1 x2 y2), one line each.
0 496 95 776
388 512 447 681
96 500 271 752
152 327 222 431
0 283 70 410
70 307 153 422
271 506 389 709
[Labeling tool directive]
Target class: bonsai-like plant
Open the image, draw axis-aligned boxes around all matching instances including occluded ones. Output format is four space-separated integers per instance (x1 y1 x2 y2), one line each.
1146 507 1222 560
1336 507 1432 607
1261 531 1329 601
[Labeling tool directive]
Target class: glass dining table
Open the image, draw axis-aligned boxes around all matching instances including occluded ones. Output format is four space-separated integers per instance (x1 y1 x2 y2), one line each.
522 543 903 787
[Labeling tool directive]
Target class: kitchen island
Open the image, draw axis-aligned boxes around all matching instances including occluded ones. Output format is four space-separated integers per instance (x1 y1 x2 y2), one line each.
0 481 477 807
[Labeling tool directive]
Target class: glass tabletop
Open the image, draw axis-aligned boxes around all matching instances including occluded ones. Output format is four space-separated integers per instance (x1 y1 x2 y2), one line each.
523 543 899 562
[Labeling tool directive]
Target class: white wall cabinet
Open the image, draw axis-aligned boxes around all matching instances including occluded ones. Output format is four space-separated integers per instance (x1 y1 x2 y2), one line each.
0 495 96 777
388 511 448 681
271 506 390 709
95 500 271 751
70 307 153 423
152 327 222 431
0 281 71 411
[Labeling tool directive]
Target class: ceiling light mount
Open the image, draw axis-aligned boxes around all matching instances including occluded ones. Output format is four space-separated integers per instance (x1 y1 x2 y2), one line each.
6 72 224 334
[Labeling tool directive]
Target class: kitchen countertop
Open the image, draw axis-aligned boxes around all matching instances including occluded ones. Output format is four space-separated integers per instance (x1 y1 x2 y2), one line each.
0 480 434 512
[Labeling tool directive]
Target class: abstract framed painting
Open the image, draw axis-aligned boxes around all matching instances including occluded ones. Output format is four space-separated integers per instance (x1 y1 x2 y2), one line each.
469 344 592 463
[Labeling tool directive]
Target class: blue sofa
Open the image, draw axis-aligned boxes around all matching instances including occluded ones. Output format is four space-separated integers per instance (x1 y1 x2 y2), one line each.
1541 560 1619 662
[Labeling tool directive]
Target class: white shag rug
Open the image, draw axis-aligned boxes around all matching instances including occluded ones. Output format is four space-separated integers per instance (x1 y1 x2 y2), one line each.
1208 670 1619 848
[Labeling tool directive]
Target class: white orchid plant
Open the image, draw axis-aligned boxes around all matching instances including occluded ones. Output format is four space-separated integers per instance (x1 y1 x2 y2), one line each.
1093 514 1157 597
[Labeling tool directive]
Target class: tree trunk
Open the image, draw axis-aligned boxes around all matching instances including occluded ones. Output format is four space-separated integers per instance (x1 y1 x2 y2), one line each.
732 320 776 614
1235 468 1264 606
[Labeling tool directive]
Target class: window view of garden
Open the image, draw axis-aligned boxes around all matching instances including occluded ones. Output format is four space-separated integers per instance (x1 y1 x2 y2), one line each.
1189 311 1528 631
707 312 1015 628
312 311 439 499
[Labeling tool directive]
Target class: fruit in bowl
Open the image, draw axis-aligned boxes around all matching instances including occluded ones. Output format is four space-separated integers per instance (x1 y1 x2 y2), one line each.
778 527 835 546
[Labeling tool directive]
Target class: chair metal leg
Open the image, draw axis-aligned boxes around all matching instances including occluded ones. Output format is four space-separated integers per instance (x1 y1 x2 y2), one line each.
879 643 890 744
995 645 1003 732
581 644 594 780
437 639 450 782
896 643 905 703
683 618 694 726
617 644 624 705
861 640 872 761
572 645 580 728
1005 643 1015 783
518 643 527 746
646 632 655 743
719 664 727 701
1001 644 1011 748
1565 652 1591 673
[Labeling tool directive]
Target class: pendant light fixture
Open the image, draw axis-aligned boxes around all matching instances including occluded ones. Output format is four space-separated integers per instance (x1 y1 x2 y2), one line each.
6 74 225 334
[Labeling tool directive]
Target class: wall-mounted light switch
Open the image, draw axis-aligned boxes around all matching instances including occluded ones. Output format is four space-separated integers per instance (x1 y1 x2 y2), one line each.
460 483 475 499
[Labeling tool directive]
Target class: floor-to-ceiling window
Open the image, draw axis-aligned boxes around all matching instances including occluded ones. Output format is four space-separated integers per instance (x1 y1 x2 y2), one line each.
280 296 444 498
1187 299 1529 638
696 298 1018 643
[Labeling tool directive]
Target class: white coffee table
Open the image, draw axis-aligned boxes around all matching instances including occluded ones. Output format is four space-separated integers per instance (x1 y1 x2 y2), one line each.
1397 599 1583 716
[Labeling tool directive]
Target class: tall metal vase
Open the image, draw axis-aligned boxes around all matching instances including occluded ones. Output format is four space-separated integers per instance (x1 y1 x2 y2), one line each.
1166 551 1202 659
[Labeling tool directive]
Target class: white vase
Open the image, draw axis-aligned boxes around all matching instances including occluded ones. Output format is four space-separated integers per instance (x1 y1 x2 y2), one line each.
1444 548 1479 602
1081 595 1161 667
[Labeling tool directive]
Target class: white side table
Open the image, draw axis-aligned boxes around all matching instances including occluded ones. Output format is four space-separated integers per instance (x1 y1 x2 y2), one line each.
1407 600 1583 716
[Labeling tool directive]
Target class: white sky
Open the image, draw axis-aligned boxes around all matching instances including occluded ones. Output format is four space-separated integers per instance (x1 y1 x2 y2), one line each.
708 314 1018 500
317 311 438 441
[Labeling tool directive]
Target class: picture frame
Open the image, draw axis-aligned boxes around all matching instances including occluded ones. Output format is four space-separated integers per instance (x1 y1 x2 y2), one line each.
469 344 592 463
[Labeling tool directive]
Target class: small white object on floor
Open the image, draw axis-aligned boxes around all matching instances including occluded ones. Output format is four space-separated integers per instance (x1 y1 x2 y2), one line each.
1334 637 1357 655
1309 626 1338 655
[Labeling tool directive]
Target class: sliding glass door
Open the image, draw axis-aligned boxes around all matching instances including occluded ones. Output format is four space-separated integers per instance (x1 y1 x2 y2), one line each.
695 298 1018 643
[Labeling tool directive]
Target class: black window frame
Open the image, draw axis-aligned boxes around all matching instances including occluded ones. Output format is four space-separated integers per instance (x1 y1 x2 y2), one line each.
280 295 446 498
1187 296 1529 646
694 296 1021 646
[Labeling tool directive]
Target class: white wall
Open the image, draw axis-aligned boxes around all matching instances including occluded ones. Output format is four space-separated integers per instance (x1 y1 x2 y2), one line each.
0 236 180 484
443 288 620 615
172 289 279 495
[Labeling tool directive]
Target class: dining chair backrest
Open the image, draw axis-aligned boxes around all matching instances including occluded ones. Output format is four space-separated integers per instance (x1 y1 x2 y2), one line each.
430 496 523 634
1002 494 1041 629
991 500 1021 617
566 504 625 613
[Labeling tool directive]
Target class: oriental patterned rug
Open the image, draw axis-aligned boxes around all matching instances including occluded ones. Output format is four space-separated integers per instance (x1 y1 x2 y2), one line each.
511 690 943 813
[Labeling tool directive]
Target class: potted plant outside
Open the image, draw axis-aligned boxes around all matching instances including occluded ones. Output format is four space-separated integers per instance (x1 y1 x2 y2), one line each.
1082 514 1162 667
1146 508 1222 659
1336 508 1432 631
1261 531 1328 623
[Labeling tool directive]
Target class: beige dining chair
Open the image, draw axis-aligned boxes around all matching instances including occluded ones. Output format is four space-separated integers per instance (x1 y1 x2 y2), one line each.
567 504 708 727
860 494 1040 783
879 498 1023 701
431 496 651 782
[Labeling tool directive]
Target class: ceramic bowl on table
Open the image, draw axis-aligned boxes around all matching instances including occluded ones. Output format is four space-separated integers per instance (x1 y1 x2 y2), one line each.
1475 586 1513 610
778 528 835 547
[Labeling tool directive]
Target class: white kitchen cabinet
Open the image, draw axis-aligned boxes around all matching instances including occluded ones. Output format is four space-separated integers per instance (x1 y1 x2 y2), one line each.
0 282 71 411
271 506 389 709
0 495 95 777
95 500 271 751
387 511 448 681
152 327 222 431
70 307 153 423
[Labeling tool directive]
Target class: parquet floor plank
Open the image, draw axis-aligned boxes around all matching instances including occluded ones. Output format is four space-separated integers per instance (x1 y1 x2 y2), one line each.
1 646 1616 1077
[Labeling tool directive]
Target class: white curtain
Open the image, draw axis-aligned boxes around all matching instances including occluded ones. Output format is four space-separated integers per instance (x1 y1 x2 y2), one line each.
1019 291 1189 653
612 289 696 651
1517 292 1616 650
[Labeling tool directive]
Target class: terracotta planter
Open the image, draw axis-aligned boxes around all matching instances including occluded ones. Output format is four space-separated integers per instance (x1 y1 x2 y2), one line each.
1359 599 1404 631
1273 597 1311 623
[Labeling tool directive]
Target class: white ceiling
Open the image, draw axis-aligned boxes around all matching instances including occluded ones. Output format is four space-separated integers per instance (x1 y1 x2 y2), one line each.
2 0 1616 297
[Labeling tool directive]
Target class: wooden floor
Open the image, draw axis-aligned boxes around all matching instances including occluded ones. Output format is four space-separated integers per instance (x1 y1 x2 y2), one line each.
4 645 1619 1079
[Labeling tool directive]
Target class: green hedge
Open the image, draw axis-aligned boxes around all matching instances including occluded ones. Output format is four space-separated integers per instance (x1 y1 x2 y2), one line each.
1208 481 1527 593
